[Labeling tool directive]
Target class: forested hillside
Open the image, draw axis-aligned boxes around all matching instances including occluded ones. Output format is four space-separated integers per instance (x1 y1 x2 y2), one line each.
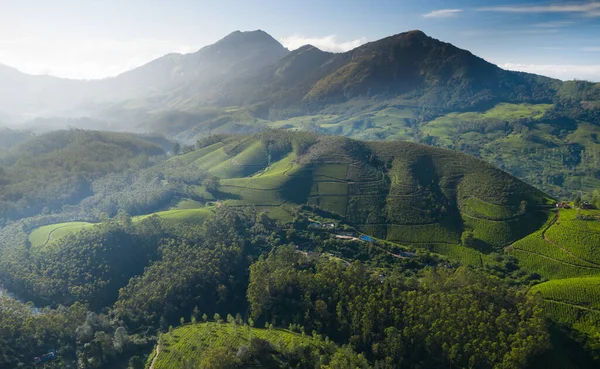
0 129 599 368
0 130 165 222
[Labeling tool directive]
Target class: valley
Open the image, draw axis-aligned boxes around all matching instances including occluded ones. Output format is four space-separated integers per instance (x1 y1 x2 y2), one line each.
0 22 599 369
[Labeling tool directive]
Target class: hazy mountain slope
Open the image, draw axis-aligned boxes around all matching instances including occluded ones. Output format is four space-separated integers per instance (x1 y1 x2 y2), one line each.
0 64 91 118
0 30 289 121
96 30 289 101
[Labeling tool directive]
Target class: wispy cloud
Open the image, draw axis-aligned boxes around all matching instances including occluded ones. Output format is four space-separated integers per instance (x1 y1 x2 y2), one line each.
422 9 463 18
479 2 600 16
280 35 367 53
582 46 600 51
533 21 574 28
500 63 600 82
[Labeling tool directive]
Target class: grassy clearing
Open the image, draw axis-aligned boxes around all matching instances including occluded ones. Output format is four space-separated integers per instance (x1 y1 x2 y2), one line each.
211 141 269 179
29 222 94 249
462 197 519 220
171 200 205 210
508 209 600 279
150 322 326 369
429 244 483 267
195 148 231 172
134 208 214 225
29 208 214 251
168 143 225 165
530 277 600 338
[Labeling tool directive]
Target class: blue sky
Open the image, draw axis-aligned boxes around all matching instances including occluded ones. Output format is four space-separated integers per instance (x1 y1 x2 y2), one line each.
0 0 599 81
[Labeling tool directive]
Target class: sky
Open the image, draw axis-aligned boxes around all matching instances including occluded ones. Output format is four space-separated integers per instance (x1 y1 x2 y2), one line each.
0 0 599 81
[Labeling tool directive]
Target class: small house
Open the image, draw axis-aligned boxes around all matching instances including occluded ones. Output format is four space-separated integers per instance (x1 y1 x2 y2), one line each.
360 235 376 243
34 351 57 366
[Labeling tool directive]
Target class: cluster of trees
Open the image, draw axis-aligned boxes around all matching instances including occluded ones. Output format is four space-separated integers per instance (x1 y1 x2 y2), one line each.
0 294 153 368
258 128 318 161
0 127 34 151
1 213 166 309
114 208 269 329
247 246 551 368
583 190 600 209
0 130 165 221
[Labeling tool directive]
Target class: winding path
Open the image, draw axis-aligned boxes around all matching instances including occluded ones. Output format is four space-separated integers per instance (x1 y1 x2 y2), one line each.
543 298 600 314
541 212 600 268
149 344 160 369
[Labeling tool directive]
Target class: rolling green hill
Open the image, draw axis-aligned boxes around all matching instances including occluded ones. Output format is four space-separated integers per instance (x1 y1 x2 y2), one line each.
530 277 600 348
187 133 551 251
28 206 214 251
147 322 351 369
25 132 552 257
508 207 600 280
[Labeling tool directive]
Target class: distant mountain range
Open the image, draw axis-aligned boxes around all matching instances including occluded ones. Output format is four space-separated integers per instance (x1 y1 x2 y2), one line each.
0 29 582 125
1 29 600 198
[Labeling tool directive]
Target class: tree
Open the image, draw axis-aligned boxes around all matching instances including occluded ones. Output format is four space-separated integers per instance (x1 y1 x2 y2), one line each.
199 346 241 369
172 143 181 156
325 346 370 369
461 231 476 247
112 327 129 353
193 306 200 319
214 313 222 324
519 200 528 214
128 356 144 369
203 176 221 193
202 314 208 323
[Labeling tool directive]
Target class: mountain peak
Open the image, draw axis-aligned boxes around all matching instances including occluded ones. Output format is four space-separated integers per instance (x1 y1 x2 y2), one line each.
217 29 282 47
295 44 323 53
403 29 428 38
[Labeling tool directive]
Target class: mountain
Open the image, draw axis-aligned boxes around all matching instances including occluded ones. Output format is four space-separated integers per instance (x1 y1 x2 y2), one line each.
0 30 289 119
1 29 599 199
133 30 557 115
94 30 289 101
0 64 90 119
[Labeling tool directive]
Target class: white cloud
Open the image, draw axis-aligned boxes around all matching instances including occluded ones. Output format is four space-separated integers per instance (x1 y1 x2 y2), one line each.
500 63 600 82
422 9 463 18
479 2 600 16
280 35 367 53
582 46 600 51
